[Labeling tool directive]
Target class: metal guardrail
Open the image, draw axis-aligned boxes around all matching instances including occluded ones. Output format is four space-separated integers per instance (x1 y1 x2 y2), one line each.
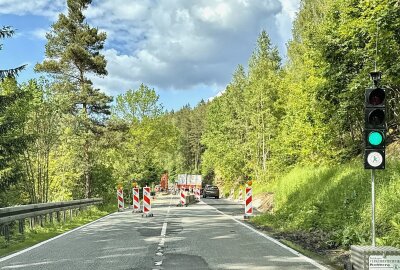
0 198 102 224
0 198 103 240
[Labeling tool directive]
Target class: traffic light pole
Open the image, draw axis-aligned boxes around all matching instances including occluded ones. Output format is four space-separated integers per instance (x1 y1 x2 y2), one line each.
371 169 376 247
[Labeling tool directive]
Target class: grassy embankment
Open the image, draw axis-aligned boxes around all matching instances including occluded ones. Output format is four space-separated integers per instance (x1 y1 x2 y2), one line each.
249 157 400 265
0 204 116 258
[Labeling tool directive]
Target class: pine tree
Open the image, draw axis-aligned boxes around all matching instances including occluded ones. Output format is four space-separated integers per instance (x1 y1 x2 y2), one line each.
35 0 112 198
0 26 26 79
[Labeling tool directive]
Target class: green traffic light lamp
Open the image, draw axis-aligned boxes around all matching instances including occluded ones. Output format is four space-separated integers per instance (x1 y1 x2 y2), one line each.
368 131 383 146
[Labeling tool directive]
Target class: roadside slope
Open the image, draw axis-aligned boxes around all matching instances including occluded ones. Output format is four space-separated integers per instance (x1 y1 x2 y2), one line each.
251 159 400 264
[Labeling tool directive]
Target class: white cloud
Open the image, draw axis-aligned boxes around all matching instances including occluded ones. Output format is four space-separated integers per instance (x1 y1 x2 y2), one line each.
275 0 301 57
207 89 226 102
0 0 301 96
0 0 65 18
31 28 48 40
85 0 286 93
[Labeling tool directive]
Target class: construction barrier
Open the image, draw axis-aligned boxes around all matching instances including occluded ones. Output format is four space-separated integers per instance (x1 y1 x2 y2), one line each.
229 188 234 200
142 187 153 217
238 188 243 201
132 187 140 212
195 188 201 201
244 187 253 218
180 188 186 206
117 188 124 211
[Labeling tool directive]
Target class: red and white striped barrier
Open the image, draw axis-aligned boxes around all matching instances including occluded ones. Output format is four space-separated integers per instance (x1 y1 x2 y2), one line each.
117 188 124 211
132 187 140 212
244 187 253 218
195 188 200 201
180 188 186 206
142 187 153 217
238 188 243 201
229 188 234 200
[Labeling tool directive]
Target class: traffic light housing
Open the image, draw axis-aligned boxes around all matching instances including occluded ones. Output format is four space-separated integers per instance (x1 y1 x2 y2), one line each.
364 71 385 169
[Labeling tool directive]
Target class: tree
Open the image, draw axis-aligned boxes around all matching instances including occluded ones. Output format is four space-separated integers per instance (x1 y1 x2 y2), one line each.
35 0 112 198
108 84 178 188
0 26 26 80
20 79 61 203
114 83 163 124
202 65 249 185
0 78 31 206
245 30 281 180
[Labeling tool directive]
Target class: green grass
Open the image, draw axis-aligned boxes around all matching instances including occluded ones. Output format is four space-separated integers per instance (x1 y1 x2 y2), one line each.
250 158 400 249
0 204 115 258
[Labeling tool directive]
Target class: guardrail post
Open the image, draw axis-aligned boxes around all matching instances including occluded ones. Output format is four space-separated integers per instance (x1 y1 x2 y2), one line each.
70 209 73 220
56 211 61 223
49 212 53 224
40 215 44 227
63 210 66 223
4 224 10 242
18 219 24 234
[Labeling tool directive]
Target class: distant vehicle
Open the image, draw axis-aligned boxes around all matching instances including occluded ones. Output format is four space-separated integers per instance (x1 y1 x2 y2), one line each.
203 185 219 199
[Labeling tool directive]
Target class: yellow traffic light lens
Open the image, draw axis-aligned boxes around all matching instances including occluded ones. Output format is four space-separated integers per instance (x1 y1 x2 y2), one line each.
368 109 385 125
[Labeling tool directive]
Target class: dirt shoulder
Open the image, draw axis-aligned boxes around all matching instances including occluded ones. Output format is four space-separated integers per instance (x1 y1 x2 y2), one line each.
251 192 349 270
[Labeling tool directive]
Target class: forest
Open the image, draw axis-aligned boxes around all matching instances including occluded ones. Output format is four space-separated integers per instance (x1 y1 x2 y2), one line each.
1 0 400 251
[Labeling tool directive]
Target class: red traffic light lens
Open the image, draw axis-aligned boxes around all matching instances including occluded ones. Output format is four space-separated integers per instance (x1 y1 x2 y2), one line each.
368 88 385 105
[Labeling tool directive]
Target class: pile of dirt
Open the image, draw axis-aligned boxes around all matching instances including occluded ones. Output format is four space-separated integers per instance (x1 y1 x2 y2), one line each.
253 192 274 213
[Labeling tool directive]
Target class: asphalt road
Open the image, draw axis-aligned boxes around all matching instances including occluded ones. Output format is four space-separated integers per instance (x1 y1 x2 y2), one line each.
0 194 329 270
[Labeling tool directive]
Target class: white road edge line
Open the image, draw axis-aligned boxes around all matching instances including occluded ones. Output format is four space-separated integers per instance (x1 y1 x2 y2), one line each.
0 212 117 263
209 205 330 270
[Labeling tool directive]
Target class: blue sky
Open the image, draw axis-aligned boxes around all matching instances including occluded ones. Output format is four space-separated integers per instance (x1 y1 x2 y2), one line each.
0 0 300 111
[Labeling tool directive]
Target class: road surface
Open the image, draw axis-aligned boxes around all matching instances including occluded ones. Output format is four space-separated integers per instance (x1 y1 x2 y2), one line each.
0 194 329 270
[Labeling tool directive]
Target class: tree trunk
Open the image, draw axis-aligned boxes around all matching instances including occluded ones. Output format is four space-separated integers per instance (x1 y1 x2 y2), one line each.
81 69 91 199
84 130 91 199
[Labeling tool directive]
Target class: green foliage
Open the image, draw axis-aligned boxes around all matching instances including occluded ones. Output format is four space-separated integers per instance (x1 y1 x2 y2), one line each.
0 78 31 206
202 30 282 185
106 84 179 189
19 79 62 203
252 159 400 249
114 84 163 124
172 102 207 174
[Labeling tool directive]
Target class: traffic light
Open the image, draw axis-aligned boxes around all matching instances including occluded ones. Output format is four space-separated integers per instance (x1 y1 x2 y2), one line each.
364 71 385 169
